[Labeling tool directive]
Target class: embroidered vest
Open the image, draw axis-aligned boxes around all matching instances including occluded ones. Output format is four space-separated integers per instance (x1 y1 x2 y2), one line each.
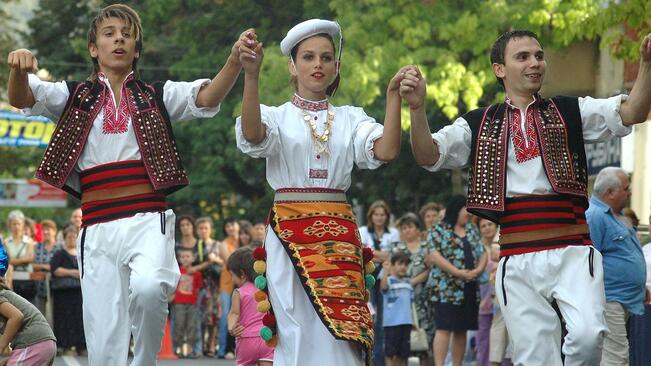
35 79 189 199
465 96 588 222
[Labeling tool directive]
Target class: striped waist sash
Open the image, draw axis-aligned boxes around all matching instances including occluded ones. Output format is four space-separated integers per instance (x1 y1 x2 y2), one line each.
80 161 166 227
498 195 591 257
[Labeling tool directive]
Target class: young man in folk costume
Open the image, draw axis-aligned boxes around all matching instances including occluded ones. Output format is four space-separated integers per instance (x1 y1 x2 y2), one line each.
7 4 256 365
402 30 651 366
236 19 414 366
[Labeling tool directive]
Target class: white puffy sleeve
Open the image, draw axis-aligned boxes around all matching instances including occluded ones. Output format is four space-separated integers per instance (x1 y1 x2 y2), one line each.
579 95 632 143
235 104 281 158
23 73 69 121
423 117 472 172
350 106 385 170
163 79 220 122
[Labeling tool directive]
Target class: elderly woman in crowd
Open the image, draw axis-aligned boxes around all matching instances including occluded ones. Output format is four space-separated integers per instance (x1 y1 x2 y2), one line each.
5 210 36 303
426 195 487 366
391 212 434 365
50 223 85 356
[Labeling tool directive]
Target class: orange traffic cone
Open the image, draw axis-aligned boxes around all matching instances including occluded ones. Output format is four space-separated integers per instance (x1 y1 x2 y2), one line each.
158 317 177 359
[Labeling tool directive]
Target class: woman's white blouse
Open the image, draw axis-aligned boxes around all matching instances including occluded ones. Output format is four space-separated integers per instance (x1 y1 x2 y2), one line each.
236 102 385 190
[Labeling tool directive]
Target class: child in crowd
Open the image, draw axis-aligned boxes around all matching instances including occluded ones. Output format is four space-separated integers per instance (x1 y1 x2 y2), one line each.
227 247 273 366
172 248 203 358
0 242 57 365
381 251 414 366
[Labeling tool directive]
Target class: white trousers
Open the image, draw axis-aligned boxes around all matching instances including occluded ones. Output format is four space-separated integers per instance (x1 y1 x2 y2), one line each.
600 302 629 366
77 210 180 366
495 246 607 366
264 228 363 366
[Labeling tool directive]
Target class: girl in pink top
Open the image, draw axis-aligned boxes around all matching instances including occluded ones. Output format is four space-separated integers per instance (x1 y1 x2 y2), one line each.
227 247 273 366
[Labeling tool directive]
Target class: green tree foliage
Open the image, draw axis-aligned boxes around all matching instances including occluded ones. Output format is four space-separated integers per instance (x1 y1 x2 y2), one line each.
18 0 651 226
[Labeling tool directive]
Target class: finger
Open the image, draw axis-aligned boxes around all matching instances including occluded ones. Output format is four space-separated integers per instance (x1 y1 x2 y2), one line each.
239 44 257 56
20 54 32 72
32 58 38 72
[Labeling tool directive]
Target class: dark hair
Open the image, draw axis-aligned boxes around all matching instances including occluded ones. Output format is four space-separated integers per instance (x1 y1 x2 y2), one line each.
490 30 539 87
396 212 422 230
290 33 340 96
390 251 411 265
442 195 467 227
227 247 257 282
176 247 194 256
177 215 195 230
223 217 239 236
87 4 143 80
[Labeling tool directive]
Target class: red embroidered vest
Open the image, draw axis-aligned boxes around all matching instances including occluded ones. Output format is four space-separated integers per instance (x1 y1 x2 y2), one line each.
35 79 189 199
464 96 589 222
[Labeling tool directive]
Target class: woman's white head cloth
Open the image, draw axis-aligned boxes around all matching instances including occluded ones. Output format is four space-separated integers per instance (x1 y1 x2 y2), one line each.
280 19 344 76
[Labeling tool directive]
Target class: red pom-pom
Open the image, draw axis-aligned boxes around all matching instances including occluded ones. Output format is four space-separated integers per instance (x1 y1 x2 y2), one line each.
253 247 267 260
262 313 277 328
362 247 373 263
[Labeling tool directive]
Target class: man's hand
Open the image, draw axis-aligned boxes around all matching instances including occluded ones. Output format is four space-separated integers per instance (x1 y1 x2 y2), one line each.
399 66 426 110
640 33 651 63
7 49 38 74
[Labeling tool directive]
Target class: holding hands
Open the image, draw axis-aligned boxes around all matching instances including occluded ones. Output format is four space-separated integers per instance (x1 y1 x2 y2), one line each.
233 29 263 75
399 65 426 110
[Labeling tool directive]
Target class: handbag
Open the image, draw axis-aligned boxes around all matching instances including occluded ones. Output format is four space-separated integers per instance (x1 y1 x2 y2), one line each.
410 303 429 352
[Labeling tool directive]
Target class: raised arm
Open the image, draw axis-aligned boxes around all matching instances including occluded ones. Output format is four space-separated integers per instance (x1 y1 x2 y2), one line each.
400 67 440 166
620 33 651 126
194 29 256 108
372 66 411 162
7 49 37 109
238 33 266 144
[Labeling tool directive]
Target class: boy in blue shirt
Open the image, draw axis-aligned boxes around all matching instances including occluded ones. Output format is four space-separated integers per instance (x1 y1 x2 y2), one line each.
381 251 413 366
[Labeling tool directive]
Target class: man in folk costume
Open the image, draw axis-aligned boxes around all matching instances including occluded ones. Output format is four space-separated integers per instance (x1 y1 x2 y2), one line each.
235 19 412 366
402 30 651 366
7 4 256 365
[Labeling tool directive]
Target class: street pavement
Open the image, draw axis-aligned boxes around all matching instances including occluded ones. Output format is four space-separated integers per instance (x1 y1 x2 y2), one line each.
52 356 236 366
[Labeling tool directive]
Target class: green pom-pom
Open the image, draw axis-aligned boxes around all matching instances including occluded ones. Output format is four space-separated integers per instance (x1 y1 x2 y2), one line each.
260 326 273 341
365 274 376 289
255 275 267 290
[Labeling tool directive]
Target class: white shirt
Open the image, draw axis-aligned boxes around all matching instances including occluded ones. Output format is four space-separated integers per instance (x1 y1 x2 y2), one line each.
25 73 220 171
235 100 385 190
425 95 631 196
358 225 400 251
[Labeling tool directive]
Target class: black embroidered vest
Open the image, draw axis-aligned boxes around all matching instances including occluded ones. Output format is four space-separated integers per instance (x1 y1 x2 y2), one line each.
35 79 189 199
464 96 588 222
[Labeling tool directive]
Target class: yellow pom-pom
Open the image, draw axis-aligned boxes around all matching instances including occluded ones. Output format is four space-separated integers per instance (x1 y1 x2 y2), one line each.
265 335 278 348
254 290 268 302
364 261 376 274
254 260 267 274
257 299 271 313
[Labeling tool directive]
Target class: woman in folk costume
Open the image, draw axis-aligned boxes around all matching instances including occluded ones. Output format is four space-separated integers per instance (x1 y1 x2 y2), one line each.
235 19 411 366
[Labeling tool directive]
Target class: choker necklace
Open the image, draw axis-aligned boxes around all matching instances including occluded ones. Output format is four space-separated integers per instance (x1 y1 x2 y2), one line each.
301 106 334 158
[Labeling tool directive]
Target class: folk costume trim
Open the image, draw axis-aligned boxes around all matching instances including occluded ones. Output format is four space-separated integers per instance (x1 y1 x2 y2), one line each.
98 72 132 134
508 103 540 163
465 96 587 222
497 194 591 257
270 201 374 365
35 79 189 199
291 94 328 112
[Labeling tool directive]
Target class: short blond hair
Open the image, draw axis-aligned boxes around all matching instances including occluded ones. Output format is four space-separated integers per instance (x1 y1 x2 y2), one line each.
87 4 143 79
